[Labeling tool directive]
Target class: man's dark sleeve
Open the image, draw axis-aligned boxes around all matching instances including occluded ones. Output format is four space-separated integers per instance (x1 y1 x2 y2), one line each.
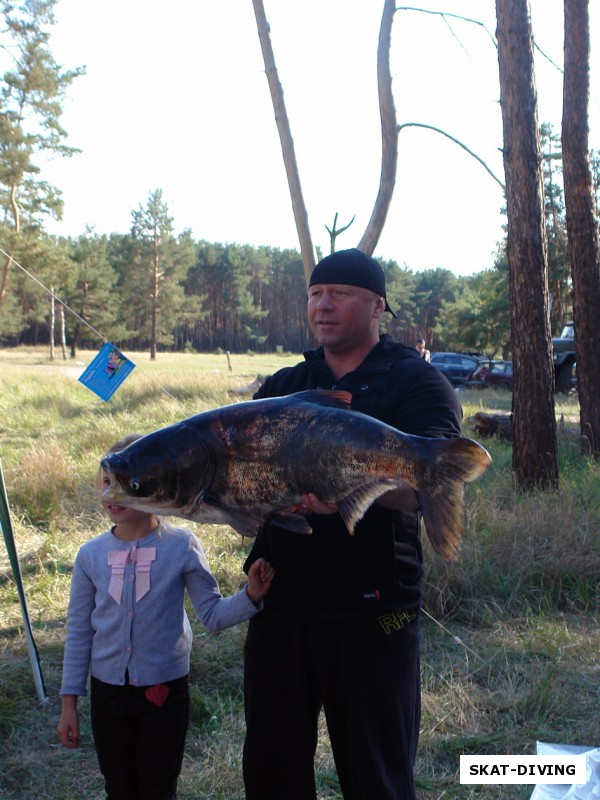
390 363 463 439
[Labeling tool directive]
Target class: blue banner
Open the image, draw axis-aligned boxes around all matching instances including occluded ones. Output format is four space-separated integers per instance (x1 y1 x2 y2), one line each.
78 342 136 401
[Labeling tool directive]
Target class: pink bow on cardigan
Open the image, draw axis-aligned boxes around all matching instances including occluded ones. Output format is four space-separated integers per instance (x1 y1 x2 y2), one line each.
107 547 157 604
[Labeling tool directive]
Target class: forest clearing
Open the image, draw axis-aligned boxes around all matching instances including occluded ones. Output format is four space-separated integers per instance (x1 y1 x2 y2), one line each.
0 348 598 800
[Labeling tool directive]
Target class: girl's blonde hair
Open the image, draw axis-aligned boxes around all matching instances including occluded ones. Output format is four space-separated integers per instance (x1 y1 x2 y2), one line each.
105 433 145 456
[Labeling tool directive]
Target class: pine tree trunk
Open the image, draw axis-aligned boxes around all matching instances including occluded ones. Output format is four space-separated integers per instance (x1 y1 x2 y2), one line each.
151 234 159 360
0 184 20 309
50 289 56 361
496 0 558 490
562 0 600 457
59 303 67 360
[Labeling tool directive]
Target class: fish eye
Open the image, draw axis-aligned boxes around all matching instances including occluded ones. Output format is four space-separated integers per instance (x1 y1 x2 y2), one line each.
130 479 140 492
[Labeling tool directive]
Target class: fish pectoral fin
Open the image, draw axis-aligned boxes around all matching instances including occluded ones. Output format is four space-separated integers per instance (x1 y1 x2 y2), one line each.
338 480 398 535
192 497 262 539
220 512 263 540
267 512 313 535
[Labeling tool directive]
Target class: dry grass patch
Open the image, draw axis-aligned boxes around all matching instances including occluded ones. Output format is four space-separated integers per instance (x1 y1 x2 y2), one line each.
1 350 599 798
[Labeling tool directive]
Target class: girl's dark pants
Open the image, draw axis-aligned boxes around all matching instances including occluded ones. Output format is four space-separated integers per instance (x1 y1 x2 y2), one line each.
90 674 190 800
243 611 420 800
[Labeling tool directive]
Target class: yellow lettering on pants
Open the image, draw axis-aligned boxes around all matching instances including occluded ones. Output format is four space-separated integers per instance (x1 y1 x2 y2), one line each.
378 611 416 634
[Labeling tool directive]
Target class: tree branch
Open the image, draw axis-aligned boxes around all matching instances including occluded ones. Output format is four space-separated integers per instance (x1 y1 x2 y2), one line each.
395 7 497 47
251 0 316 283
397 122 506 190
325 212 356 253
357 0 398 255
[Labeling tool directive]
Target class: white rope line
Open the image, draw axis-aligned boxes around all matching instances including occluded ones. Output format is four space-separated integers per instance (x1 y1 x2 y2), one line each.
421 606 484 662
0 245 108 344
1 246 194 408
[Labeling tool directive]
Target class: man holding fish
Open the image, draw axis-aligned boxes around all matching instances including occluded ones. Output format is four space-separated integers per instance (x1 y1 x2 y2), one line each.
241 248 466 800
100 248 490 798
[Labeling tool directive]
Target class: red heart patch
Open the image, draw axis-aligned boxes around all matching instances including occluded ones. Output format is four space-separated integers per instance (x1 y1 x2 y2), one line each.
145 684 170 707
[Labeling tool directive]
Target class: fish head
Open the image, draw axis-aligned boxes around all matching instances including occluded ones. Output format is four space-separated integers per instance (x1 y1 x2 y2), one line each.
100 421 215 516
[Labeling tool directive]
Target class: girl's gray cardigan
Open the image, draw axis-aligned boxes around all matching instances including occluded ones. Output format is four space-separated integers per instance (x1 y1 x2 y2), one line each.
60 522 260 695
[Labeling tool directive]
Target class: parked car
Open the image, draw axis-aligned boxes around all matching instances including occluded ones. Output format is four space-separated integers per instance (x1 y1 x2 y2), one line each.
429 352 480 387
484 360 513 390
465 359 495 389
552 322 576 393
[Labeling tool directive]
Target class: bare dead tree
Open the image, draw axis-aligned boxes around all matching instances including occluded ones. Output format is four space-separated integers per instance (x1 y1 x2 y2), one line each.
357 0 397 255
495 0 558 490
253 2 505 278
252 0 399 270
562 0 600 457
325 213 356 254
251 0 316 283
362 5 503 250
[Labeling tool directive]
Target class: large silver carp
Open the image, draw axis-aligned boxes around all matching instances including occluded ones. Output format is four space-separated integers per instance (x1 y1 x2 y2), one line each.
101 389 491 561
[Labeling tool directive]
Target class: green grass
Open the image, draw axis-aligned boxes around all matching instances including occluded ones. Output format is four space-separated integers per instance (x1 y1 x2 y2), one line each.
1 348 599 799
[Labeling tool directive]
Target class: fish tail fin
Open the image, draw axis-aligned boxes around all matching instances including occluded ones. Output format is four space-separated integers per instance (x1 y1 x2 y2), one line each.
418 438 491 562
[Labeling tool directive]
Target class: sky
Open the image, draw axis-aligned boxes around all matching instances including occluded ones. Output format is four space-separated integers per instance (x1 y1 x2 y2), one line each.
33 1 600 277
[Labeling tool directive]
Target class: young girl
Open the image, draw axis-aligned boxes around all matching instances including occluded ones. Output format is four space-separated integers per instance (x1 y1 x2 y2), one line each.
57 434 274 800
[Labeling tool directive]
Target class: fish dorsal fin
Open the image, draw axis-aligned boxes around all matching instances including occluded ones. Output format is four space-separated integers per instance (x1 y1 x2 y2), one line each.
338 480 398 535
293 389 353 409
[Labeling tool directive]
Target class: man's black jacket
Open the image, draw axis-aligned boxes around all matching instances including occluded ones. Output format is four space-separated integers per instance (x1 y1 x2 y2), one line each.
244 335 463 623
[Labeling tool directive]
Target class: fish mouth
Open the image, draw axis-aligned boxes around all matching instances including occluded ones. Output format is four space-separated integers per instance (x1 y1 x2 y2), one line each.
101 484 133 508
101 472 139 509
101 484 167 516
100 474 201 518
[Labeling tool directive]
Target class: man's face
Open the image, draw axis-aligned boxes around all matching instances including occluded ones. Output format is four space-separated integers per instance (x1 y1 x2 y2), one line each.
307 283 384 354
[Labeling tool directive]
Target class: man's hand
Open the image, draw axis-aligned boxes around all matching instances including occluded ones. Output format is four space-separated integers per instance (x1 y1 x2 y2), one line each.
291 488 418 516
295 493 338 515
